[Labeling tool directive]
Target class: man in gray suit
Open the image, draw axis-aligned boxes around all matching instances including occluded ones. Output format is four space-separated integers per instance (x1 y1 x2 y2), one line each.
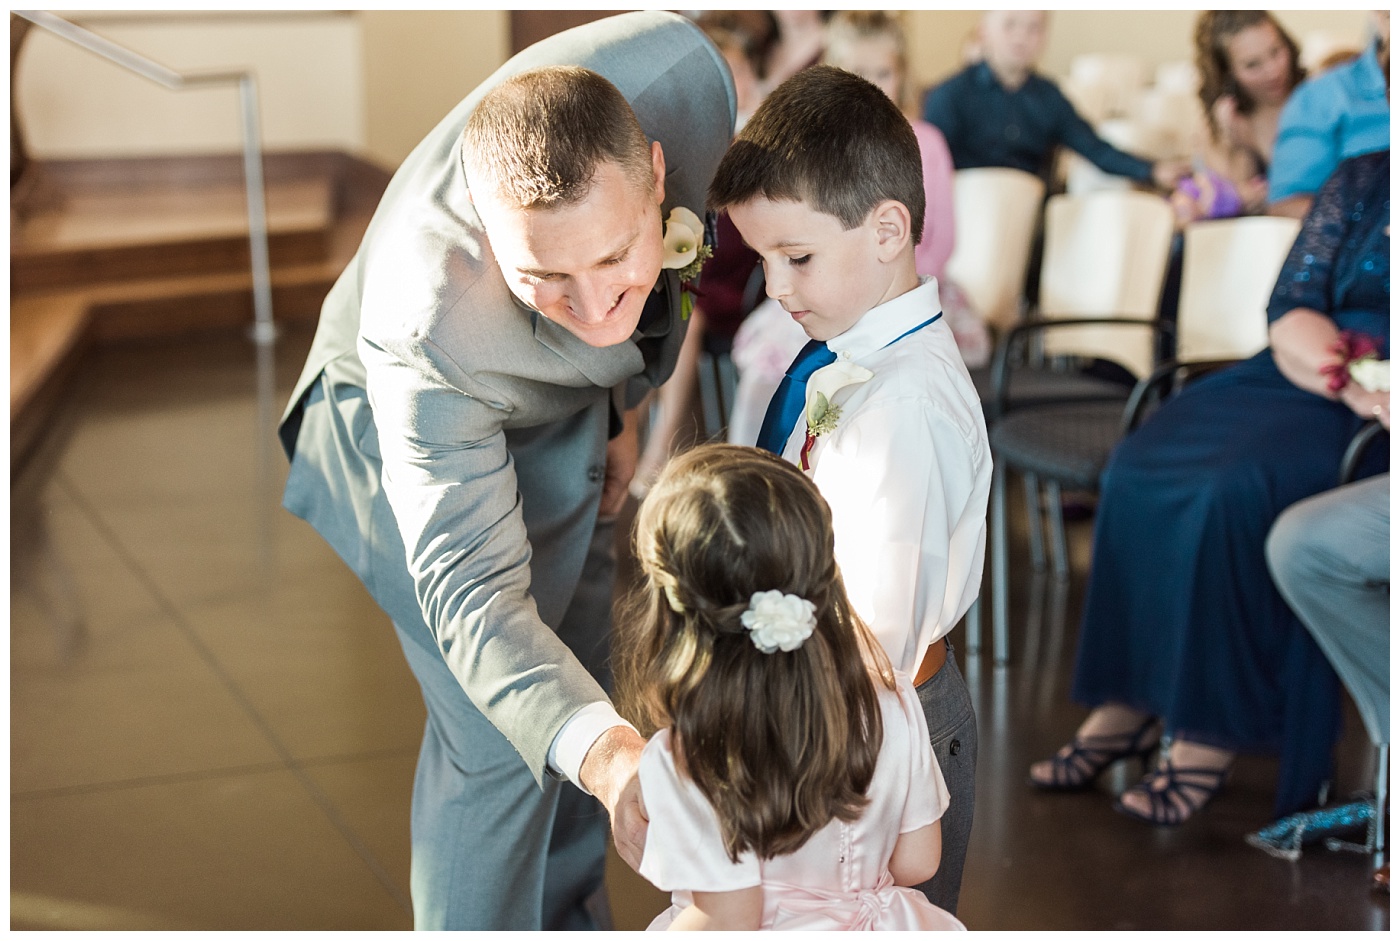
278 12 735 929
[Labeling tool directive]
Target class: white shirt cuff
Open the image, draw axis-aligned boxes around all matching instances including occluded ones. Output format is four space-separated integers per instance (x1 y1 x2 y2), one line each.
548 701 636 793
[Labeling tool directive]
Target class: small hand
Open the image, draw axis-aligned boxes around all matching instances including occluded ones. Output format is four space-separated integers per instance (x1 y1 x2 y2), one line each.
1151 158 1191 191
1211 95 1239 140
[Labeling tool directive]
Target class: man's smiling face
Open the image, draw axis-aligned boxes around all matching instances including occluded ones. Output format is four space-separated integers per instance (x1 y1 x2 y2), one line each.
475 144 667 348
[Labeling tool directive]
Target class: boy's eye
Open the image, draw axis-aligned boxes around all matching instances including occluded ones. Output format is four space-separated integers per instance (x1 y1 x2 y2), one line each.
789 254 812 267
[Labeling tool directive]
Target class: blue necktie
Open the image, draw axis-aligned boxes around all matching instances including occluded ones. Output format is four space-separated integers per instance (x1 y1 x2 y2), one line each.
756 339 838 454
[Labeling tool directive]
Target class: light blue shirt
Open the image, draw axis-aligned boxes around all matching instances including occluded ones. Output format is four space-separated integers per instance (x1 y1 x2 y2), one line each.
1268 43 1390 202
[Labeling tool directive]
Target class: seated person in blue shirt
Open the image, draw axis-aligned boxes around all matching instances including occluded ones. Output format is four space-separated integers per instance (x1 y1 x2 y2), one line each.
922 11 1188 191
1269 9 1389 219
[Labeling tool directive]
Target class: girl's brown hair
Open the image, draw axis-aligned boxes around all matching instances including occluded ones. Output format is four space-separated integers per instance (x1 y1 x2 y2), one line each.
615 443 894 862
1194 11 1304 125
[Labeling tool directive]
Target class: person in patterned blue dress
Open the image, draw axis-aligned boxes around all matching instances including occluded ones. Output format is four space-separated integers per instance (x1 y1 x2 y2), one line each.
1028 150 1389 825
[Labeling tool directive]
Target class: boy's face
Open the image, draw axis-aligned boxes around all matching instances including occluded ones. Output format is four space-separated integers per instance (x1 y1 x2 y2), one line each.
728 197 889 343
980 10 1047 76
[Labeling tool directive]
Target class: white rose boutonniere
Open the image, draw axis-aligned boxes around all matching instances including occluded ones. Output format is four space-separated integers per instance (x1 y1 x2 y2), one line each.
799 359 873 470
740 590 818 653
660 206 712 320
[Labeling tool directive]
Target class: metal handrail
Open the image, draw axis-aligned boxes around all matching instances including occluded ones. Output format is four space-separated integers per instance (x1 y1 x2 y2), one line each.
15 10 277 344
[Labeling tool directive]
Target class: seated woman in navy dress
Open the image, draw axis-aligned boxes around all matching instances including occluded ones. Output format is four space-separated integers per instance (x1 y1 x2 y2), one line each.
1028 150 1389 825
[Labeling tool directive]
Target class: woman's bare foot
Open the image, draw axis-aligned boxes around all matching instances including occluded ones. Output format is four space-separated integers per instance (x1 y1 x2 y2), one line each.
1115 739 1235 825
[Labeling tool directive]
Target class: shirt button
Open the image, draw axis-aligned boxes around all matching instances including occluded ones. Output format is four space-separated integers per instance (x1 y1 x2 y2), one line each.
587 465 605 483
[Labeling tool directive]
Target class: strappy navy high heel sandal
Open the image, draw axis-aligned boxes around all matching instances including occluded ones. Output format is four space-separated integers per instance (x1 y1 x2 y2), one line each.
1113 756 1232 826
1028 716 1162 792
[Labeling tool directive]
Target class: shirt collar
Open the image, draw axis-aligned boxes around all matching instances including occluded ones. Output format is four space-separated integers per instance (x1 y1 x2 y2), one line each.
826 277 939 362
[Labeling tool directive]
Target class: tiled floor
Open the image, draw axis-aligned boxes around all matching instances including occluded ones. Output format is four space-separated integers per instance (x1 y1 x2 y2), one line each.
10 327 1389 930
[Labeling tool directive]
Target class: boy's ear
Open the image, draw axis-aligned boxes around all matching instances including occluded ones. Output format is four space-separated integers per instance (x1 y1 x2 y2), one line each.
870 199 912 262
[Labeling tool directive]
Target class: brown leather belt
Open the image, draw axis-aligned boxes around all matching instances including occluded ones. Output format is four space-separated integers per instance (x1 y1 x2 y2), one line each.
913 638 949 687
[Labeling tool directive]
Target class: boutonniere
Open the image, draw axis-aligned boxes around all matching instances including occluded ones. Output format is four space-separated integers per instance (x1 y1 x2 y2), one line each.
1322 330 1389 392
660 206 713 320
800 359 873 471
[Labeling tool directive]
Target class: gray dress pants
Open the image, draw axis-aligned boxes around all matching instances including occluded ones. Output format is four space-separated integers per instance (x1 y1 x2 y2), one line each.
913 642 978 916
1267 474 1390 745
391 517 617 930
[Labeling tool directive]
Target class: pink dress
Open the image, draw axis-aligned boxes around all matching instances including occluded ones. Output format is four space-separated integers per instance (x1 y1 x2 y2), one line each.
638 673 965 931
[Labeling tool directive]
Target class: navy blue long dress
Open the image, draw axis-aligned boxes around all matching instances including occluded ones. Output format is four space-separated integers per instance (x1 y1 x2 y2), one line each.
1072 151 1390 818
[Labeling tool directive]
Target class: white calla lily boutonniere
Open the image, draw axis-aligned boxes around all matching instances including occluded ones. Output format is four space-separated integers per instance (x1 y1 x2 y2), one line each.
660 206 712 320
800 359 873 470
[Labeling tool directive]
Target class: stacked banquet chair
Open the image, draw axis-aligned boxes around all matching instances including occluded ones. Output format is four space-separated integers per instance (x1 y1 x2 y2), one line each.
942 168 1139 639
983 212 1301 663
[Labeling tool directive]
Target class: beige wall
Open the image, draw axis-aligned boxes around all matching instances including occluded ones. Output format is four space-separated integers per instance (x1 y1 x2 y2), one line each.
1037 10 1374 80
16 11 366 160
14 11 1374 166
904 10 984 91
14 9 507 169
360 11 509 170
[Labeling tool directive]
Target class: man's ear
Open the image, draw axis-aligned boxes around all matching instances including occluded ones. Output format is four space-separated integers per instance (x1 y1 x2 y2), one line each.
870 199 912 262
651 140 667 206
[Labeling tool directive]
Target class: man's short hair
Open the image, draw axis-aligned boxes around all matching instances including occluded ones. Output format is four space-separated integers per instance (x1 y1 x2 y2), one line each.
708 65 924 241
462 66 652 210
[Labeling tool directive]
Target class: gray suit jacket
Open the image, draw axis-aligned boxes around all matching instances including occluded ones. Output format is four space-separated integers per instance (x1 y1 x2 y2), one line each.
279 12 735 784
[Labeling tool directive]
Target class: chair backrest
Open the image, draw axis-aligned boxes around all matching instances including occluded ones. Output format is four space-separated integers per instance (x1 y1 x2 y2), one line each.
1067 53 1148 119
1038 190 1176 377
1153 59 1199 95
943 168 1045 333
1176 215 1301 362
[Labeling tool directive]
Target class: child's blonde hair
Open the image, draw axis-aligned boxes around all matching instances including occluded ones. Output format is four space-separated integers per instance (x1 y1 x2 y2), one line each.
825 10 909 84
615 444 894 862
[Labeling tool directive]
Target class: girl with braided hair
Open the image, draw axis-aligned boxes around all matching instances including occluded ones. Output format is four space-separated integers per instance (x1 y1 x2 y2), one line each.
615 443 963 931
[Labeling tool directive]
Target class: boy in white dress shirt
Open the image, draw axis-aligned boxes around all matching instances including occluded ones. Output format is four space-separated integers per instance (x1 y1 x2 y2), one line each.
708 65 991 915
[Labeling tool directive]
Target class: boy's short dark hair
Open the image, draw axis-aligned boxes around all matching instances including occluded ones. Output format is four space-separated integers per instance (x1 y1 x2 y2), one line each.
708 64 924 242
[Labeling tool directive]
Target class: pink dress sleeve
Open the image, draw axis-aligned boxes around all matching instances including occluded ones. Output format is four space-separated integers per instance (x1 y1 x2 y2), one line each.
637 729 762 893
911 119 957 280
893 672 951 834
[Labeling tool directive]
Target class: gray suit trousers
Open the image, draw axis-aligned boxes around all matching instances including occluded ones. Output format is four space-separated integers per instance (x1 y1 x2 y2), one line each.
392 513 619 930
1267 474 1390 746
912 644 977 916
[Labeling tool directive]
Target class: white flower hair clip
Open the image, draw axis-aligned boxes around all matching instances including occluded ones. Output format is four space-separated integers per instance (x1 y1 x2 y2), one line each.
740 590 817 654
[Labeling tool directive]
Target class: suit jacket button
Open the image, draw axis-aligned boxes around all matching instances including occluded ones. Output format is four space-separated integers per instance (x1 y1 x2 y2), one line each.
588 465 605 483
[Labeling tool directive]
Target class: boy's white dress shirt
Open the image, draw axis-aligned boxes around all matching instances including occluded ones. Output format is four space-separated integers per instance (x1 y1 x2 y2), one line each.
779 277 991 674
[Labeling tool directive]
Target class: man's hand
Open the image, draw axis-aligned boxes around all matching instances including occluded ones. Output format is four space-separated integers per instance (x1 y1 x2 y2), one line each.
602 409 639 517
579 725 648 870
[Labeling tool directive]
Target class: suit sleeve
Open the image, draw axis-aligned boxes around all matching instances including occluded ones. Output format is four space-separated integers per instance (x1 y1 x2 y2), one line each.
361 334 609 785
